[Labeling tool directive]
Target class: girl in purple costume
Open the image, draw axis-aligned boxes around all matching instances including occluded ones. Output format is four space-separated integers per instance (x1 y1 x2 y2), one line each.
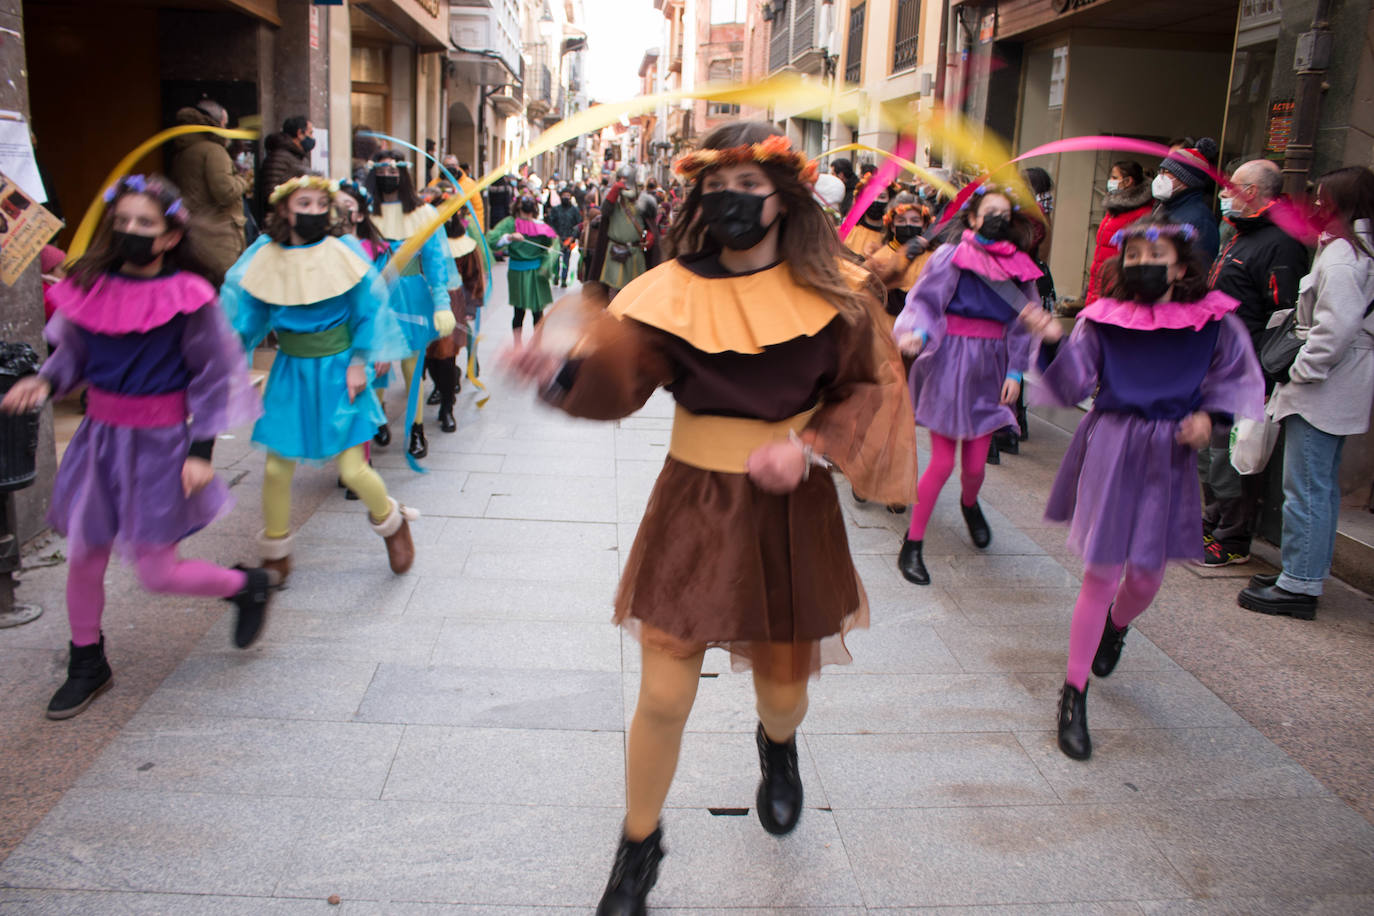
0 175 271 720
893 186 1041 585
1019 219 1263 761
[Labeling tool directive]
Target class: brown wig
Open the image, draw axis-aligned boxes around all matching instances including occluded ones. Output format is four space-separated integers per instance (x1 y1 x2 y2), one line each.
959 185 1036 253
879 193 927 245
66 174 219 289
664 121 878 324
1100 218 1210 303
366 149 423 214
1316 166 1374 259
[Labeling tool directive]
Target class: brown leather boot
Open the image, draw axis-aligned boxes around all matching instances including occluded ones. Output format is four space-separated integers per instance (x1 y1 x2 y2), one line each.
369 497 418 574
257 530 293 584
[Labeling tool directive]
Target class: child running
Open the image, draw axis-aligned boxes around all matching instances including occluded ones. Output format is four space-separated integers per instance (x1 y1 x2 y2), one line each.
1 174 270 719
486 194 560 344
1019 219 1263 760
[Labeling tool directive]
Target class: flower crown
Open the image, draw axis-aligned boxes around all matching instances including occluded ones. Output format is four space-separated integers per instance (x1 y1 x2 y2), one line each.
961 182 1024 213
336 179 373 206
883 202 930 228
1110 222 1199 248
102 174 190 226
673 134 819 184
269 175 340 206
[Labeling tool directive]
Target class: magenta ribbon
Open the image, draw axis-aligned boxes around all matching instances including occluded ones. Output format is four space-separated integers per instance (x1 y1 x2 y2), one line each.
839 135 916 241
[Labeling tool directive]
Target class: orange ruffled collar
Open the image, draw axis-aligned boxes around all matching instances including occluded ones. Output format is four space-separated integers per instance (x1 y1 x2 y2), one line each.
609 258 842 354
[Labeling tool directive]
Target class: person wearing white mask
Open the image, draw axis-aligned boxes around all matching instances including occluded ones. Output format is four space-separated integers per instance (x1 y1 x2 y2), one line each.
1152 139 1221 263
1086 161 1152 304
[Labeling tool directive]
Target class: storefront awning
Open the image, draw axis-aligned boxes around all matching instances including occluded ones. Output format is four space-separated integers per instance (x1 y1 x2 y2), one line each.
217 0 281 26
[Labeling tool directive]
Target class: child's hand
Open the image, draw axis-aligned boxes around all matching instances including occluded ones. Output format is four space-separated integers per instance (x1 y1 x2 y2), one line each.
181 457 215 497
897 333 924 357
1019 303 1063 342
1000 377 1022 406
346 364 367 402
1176 411 1212 450
374 361 391 377
746 440 807 494
0 376 51 414
500 342 562 389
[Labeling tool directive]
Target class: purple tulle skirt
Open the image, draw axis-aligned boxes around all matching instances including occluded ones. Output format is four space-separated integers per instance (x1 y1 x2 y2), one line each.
910 334 1017 440
1045 410 1203 569
49 419 232 558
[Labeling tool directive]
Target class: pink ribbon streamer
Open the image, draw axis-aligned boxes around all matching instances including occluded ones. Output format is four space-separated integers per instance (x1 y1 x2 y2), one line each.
839 135 916 241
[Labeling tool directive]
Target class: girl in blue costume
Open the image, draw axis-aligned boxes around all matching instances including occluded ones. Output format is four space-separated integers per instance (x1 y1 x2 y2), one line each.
1 175 272 719
221 175 419 580
365 149 458 461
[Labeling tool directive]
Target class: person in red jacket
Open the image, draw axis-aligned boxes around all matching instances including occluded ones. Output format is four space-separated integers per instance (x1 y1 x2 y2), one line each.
1085 161 1153 304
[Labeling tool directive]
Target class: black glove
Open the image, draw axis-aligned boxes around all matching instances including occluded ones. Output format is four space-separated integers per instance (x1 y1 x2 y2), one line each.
904 236 930 258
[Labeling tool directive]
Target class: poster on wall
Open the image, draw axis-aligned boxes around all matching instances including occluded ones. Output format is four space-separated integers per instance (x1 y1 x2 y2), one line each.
1265 99 1295 154
0 116 48 203
310 128 330 174
0 170 62 286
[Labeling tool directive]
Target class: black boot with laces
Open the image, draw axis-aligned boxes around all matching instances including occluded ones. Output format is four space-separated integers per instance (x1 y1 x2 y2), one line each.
597 826 664 916
755 722 804 835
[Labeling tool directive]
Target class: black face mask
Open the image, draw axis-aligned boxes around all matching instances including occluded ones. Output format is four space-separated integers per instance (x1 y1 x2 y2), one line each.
561 196 573 206
865 200 887 221
978 213 1010 241
112 230 160 266
893 225 920 244
1121 263 1174 302
300 136 316 154
293 212 331 244
700 189 777 251
375 174 401 196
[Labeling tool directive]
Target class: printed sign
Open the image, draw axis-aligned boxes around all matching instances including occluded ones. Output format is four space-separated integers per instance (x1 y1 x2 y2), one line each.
0 170 62 286
1266 99 1295 153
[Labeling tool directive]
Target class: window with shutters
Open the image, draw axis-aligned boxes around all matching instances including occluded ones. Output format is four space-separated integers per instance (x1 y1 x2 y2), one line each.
768 2 791 73
708 58 743 114
791 0 816 60
892 0 919 73
844 3 865 85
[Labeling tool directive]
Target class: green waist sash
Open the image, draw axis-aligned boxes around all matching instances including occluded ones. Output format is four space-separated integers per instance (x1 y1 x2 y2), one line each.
276 323 352 358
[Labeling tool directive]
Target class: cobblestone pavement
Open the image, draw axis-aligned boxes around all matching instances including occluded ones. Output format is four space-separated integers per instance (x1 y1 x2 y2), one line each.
2 265 1373 914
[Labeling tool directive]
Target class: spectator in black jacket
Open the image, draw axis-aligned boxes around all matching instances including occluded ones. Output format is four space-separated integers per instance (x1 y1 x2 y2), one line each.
1153 139 1222 263
1199 158 1311 568
547 185 582 288
257 116 313 219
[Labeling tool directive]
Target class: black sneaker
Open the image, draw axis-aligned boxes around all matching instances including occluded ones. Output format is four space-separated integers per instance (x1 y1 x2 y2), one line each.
1200 540 1250 568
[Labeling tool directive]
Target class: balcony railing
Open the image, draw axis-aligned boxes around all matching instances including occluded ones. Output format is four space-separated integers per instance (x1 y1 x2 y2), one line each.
892 0 918 73
844 2 864 85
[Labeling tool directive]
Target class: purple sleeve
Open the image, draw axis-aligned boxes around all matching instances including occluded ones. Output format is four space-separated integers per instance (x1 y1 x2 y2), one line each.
179 302 263 440
1199 313 1265 421
1032 319 1101 407
38 313 88 399
894 245 959 345
1006 280 1036 374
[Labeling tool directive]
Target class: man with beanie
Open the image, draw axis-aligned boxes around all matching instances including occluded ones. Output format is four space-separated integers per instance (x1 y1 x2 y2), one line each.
1152 138 1221 263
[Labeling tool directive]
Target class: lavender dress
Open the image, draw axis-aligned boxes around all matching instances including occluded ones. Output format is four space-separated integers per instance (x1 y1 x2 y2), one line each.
41 272 261 558
1036 293 1264 569
894 236 1038 440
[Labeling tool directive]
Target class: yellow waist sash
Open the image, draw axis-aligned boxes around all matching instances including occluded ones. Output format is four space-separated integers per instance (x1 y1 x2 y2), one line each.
668 404 819 474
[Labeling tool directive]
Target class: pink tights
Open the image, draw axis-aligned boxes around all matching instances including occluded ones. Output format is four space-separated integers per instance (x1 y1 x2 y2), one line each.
1065 563 1166 689
66 544 246 647
908 432 993 541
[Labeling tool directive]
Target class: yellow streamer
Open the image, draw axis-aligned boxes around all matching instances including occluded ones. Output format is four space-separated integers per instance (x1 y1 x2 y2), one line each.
813 143 957 198
67 125 260 261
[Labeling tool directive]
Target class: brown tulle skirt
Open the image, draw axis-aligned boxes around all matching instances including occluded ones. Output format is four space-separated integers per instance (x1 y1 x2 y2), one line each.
615 457 869 680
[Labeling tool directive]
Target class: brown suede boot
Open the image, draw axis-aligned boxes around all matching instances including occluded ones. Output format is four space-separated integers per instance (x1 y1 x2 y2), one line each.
257 530 293 584
369 497 418 574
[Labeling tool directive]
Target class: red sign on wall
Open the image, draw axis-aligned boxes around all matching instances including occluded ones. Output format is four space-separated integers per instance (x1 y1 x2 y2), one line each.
1266 99 1295 153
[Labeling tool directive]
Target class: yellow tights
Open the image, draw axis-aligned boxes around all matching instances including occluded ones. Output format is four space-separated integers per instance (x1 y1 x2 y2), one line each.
622 643 810 841
262 446 391 538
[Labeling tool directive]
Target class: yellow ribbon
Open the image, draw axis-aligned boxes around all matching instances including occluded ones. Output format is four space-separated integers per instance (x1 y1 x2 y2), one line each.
814 143 957 198
67 125 259 261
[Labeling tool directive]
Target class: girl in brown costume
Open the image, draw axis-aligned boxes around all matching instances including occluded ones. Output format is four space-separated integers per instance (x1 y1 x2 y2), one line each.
507 122 916 916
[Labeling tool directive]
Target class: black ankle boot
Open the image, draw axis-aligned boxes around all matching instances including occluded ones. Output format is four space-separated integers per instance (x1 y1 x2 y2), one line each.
47 637 113 720
373 423 391 447
961 501 992 548
228 566 274 649
986 437 1000 465
755 722 804 835
426 387 442 406
1057 682 1092 760
597 827 664 916
408 423 428 460
898 538 930 585
1091 608 1128 678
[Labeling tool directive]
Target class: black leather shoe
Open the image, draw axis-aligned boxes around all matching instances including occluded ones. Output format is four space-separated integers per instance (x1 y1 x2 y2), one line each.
1091 607 1127 678
886 504 907 514
898 538 930 585
597 827 664 916
755 722 803 835
373 423 391 447
47 637 113 720
1248 572 1280 589
1057 681 1091 760
1238 583 1317 620
852 493 868 505
1017 405 1030 441
427 387 442 406
438 404 457 433
986 438 1000 465
228 566 274 649
961 501 992 548
407 423 429 460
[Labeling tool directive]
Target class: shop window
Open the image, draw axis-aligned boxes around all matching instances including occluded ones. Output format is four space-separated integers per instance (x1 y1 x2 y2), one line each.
351 44 391 135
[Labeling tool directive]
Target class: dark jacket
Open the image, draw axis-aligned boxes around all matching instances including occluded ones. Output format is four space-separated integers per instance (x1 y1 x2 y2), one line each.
1209 205 1311 348
547 201 581 240
487 181 512 228
1159 188 1220 264
1086 182 1154 304
258 132 309 212
169 106 251 278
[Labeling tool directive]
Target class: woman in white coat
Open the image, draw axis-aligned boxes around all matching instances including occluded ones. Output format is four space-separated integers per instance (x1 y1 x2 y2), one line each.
1239 166 1374 619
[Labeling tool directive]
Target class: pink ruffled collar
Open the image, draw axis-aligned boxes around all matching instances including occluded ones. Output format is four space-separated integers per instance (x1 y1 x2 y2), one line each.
950 230 1042 283
515 217 557 239
47 271 216 335
1080 290 1238 331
